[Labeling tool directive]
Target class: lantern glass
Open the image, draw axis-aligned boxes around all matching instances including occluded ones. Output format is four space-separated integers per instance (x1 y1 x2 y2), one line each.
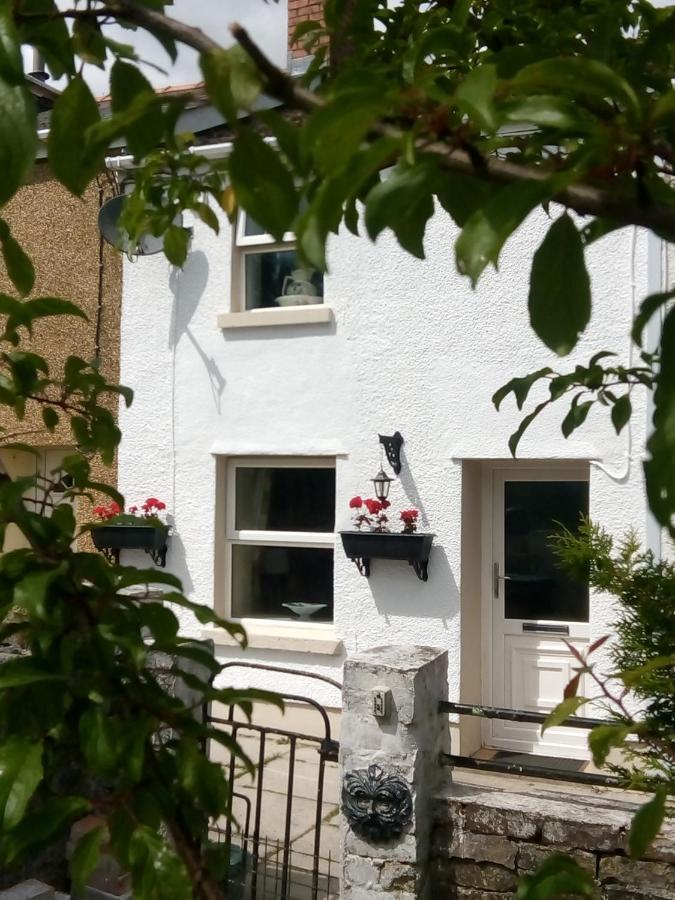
372 468 392 500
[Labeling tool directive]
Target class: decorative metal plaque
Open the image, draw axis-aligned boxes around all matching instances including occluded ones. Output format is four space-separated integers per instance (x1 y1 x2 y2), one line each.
342 764 413 841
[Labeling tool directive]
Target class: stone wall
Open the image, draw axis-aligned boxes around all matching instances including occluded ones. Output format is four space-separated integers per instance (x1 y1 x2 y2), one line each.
433 776 675 899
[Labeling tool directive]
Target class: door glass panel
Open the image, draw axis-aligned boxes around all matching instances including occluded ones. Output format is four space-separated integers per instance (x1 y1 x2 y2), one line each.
504 480 588 622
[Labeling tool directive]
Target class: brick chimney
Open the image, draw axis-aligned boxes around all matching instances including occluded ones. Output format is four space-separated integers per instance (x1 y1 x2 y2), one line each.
288 0 325 61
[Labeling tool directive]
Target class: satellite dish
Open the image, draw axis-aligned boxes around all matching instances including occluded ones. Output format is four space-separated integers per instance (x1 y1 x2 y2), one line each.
98 195 183 257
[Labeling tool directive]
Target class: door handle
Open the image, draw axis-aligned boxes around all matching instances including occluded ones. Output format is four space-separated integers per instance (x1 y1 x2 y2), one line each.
493 562 511 597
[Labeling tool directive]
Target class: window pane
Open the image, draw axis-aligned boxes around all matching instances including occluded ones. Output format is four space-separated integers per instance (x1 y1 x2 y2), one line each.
231 545 334 620
245 250 324 310
243 215 267 238
235 467 335 532
504 480 589 622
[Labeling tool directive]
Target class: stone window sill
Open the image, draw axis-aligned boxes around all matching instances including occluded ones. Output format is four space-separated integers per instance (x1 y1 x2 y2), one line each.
218 306 334 329
203 620 343 655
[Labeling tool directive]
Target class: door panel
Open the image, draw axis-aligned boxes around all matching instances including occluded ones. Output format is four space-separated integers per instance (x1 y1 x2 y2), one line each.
488 468 590 758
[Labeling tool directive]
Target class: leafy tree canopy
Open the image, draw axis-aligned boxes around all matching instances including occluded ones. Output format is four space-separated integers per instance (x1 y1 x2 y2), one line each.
0 2 674 896
9 0 674 529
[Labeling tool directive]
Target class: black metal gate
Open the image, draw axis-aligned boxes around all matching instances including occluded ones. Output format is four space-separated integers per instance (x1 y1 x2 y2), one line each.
208 663 341 900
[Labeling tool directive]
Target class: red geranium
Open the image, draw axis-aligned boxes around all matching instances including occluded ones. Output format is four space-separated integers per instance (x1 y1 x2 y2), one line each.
93 501 121 521
364 498 383 515
349 496 363 509
400 509 419 534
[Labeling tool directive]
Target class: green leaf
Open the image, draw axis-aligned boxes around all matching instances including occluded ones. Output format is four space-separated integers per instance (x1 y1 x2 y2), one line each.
435 170 493 228
200 50 237 124
305 89 386 174
79 708 119 772
619 653 675 687
72 18 106 67
516 852 597 899
528 213 591 355
227 44 263 109
0 737 43 830
69 825 105 897
128 826 191 899
108 61 165 159
0 796 89 864
501 95 585 131
611 394 632 434
0 221 34 296
541 696 590 732
0 659 64 688
588 723 632 768
455 65 498 131
511 57 641 126
48 76 101 195
0 4 23 84
645 306 675 530
365 162 437 258
629 788 667 859
456 180 550 286
163 226 190 267
0 57 36 206
14 569 62 618
228 128 298 241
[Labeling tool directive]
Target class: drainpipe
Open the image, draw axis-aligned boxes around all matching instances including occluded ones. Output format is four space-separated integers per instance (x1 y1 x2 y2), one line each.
645 230 665 559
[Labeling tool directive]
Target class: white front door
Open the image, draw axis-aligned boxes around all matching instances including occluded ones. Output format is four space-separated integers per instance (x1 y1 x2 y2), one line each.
486 467 590 758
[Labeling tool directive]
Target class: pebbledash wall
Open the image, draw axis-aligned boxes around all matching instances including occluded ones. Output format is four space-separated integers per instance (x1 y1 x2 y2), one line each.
115 180 659 711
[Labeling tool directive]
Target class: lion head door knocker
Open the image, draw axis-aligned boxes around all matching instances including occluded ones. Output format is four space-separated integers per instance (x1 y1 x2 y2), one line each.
342 764 413 841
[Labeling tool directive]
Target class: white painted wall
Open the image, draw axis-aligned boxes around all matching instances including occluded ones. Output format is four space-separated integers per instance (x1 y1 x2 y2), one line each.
117 201 653 707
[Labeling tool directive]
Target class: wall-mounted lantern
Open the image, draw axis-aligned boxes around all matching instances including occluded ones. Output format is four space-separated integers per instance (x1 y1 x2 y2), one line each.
371 467 392 500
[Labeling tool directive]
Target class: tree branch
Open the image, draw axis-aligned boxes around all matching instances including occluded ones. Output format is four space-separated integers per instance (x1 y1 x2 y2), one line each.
102 1 675 237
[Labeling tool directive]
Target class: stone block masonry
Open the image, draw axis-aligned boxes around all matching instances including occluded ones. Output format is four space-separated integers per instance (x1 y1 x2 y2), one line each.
340 645 449 900
433 776 675 899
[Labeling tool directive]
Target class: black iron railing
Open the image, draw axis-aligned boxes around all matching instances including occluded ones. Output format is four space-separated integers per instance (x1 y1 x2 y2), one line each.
439 700 622 788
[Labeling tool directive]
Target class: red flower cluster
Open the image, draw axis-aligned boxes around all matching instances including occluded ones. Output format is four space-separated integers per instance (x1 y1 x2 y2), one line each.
93 497 167 521
400 508 419 534
93 501 121 520
348 496 420 534
349 496 391 532
364 497 390 515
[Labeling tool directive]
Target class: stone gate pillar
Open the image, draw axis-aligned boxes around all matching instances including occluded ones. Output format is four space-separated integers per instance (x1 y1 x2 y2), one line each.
340 645 448 899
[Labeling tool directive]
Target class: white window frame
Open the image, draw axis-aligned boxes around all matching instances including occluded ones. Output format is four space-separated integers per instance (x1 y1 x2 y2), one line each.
231 213 324 314
217 456 336 622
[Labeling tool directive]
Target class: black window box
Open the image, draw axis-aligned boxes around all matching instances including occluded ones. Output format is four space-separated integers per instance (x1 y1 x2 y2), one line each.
91 523 170 567
339 531 434 582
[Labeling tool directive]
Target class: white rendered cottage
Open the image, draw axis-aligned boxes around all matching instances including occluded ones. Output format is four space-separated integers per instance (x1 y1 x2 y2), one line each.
112 3 667 762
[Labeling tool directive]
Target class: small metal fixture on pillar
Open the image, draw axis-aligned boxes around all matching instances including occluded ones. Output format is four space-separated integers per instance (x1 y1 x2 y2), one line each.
378 431 404 475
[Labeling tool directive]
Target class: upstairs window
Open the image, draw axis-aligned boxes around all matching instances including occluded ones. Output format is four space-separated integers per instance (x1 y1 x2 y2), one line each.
223 458 335 622
233 213 324 312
